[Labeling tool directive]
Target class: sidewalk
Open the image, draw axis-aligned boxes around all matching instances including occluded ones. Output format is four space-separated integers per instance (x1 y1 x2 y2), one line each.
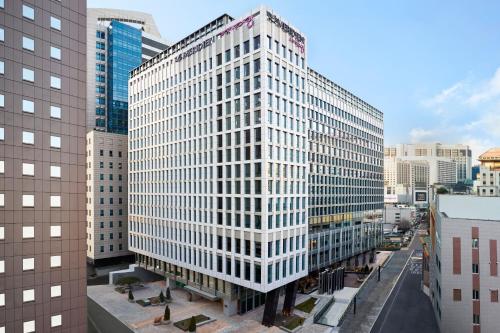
339 231 421 333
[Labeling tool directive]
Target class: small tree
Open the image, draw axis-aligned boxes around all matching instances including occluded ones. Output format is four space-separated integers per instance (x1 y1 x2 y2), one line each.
436 187 449 194
163 305 170 321
188 316 196 332
128 289 134 301
166 287 172 301
159 290 165 303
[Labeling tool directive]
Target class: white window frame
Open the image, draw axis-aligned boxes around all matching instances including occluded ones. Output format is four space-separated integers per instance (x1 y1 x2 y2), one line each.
0 94 4 107
22 99 34 113
0 161 3 174
23 289 35 303
0 60 4 74
22 258 34 271
22 68 34 82
50 255 61 268
0 293 4 307
50 225 61 237
0 226 4 240
0 260 4 273
0 28 4 42
0 127 3 140
0 194 4 207
50 105 61 119
50 165 61 178
22 226 34 239
50 135 61 148
22 131 34 145
22 194 34 208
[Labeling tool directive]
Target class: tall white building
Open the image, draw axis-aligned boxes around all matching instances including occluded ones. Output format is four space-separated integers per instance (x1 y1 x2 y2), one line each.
385 143 471 182
128 6 383 321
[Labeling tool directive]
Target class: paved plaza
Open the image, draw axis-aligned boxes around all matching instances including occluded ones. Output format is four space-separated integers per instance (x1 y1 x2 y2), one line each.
88 280 336 333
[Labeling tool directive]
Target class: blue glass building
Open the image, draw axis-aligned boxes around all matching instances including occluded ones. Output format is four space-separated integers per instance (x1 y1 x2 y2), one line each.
107 21 142 134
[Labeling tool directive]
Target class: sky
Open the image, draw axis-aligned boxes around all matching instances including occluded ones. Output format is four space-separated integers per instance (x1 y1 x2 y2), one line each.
89 0 500 161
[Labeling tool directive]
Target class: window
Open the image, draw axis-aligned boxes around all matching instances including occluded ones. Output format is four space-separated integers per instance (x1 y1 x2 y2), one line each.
50 135 61 148
243 40 250 54
51 315 62 327
472 263 479 274
254 35 260 50
22 195 34 207
0 226 3 240
473 289 480 300
51 285 61 298
50 195 61 207
22 131 34 144
50 226 61 237
23 320 35 333
0 28 3 42
472 238 479 248
22 226 34 239
0 127 3 140
23 289 35 302
50 76 61 89
0 60 3 74
0 260 4 273
50 16 61 30
22 5 34 20
491 289 498 302
473 314 480 325
0 161 3 174
50 255 61 267
23 36 35 51
0 194 3 207
0 294 3 307
0 95 3 107
50 165 61 178
50 46 61 60
50 105 61 119
23 258 34 271
23 68 34 82
22 99 34 113
22 163 34 176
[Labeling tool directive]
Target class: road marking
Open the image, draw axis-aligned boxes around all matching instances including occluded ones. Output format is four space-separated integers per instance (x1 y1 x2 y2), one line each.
368 234 420 333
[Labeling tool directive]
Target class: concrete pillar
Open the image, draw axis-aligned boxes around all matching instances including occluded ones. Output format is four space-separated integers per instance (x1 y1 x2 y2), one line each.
223 297 238 316
262 288 280 326
282 281 298 316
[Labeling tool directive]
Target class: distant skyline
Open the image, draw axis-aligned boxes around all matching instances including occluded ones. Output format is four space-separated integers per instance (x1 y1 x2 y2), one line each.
88 0 500 161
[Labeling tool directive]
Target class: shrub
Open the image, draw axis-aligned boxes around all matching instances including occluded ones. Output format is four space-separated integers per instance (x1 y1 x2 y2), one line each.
164 305 170 321
188 316 196 332
159 290 165 303
116 276 141 287
166 287 172 301
128 289 134 301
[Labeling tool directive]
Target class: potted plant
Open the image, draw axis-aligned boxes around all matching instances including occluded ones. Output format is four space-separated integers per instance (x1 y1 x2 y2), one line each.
128 289 134 303
159 290 165 304
163 305 171 324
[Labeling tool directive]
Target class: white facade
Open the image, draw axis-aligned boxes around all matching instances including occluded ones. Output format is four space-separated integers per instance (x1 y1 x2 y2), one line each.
385 143 471 182
128 7 308 296
86 131 130 262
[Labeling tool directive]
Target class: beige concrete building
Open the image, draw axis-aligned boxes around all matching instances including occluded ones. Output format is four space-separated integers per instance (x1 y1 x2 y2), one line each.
475 148 500 197
429 194 500 333
385 143 471 182
86 131 130 264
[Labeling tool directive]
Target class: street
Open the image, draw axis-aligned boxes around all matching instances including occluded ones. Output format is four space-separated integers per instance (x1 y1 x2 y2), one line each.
370 248 439 333
340 226 426 333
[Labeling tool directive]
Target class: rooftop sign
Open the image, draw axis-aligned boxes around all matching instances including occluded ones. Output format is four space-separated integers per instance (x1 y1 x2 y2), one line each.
267 11 305 53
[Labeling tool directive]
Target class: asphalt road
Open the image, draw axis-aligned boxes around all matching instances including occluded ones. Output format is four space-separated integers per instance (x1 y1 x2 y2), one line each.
88 297 134 333
340 228 424 333
370 249 439 333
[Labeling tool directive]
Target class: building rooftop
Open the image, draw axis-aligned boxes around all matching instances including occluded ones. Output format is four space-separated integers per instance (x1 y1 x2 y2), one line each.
478 148 500 162
438 195 500 221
